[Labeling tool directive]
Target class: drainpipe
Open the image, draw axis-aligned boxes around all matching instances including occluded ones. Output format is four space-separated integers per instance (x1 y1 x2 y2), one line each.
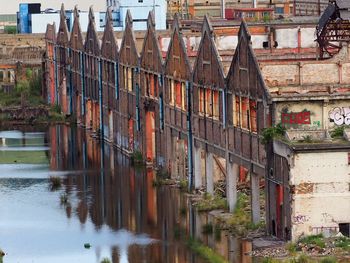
80 51 86 117
98 57 104 138
54 45 59 105
136 83 140 131
114 61 119 99
159 74 164 131
221 0 226 18
68 48 73 115
186 80 194 191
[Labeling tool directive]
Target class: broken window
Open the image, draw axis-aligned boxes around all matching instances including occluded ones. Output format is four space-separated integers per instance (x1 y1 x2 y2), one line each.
241 97 249 129
234 96 240 127
181 82 186 111
169 79 175 106
206 89 212 117
250 100 257 132
123 66 127 89
199 87 205 115
127 67 133 92
175 81 181 108
213 90 219 120
339 223 350 237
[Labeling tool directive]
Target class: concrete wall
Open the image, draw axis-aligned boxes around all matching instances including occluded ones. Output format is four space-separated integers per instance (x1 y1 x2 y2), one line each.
275 99 350 130
261 61 350 87
290 151 350 240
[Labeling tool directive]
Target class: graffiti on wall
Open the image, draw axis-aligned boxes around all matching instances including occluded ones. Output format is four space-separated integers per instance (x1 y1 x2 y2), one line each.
293 215 310 224
281 111 311 125
329 107 350 125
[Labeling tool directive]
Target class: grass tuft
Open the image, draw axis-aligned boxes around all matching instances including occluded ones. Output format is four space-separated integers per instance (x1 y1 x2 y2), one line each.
194 193 227 212
187 238 228 263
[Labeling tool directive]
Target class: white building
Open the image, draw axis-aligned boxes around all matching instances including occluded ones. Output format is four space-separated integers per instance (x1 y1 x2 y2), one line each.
1 1 106 15
27 0 166 33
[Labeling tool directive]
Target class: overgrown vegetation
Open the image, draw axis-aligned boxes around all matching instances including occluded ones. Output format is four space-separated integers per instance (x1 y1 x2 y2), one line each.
47 104 65 122
262 123 286 144
225 192 265 236
202 223 213 234
187 238 229 263
0 68 44 108
330 125 347 138
0 248 4 263
334 236 350 251
152 169 171 187
179 179 188 191
100 258 111 263
194 193 227 212
130 150 144 165
4 25 16 34
299 234 326 249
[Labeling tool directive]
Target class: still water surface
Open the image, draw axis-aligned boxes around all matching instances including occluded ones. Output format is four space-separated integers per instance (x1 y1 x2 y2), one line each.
0 125 246 263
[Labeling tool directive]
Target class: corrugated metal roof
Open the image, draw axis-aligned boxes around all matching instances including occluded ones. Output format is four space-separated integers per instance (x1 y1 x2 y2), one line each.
317 4 336 34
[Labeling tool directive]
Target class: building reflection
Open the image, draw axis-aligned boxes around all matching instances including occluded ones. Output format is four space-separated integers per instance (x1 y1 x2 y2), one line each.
48 125 247 263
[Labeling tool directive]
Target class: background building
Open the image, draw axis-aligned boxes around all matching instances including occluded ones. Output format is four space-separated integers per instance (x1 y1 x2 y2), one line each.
17 1 167 33
0 0 106 15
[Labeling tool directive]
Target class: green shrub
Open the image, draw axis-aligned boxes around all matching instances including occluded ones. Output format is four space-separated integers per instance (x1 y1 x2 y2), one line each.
202 223 213 234
4 25 16 34
194 194 227 212
299 234 325 248
331 126 346 138
320 257 337 263
187 238 228 263
262 123 286 144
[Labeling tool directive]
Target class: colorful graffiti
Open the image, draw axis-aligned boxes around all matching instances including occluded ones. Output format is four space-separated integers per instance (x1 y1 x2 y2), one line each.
329 107 350 125
281 111 311 125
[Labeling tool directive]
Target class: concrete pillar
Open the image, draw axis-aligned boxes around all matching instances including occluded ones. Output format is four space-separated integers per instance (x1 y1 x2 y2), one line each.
171 137 178 179
251 172 261 224
194 146 202 189
206 152 214 195
227 162 238 212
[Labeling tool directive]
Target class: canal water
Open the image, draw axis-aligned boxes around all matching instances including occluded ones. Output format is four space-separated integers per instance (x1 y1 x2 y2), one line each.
0 125 249 263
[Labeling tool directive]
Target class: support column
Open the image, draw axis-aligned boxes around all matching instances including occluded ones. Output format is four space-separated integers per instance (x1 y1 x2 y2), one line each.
171 136 178 179
251 172 261 224
227 162 238 212
194 146 202 189
206 152 214 195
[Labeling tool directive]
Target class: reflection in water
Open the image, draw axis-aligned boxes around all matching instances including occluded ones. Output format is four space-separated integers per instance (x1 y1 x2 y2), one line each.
0 126 247 263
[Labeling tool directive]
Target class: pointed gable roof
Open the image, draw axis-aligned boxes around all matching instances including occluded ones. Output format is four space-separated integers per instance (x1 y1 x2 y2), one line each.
101 8 118 60
69 6 84 50
192 15 225 88
164 13 191 80
56 4 69 46
119 10 139 66
84 6 100 55
45 22 56 43
140 11 163 72
226 21 270 100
